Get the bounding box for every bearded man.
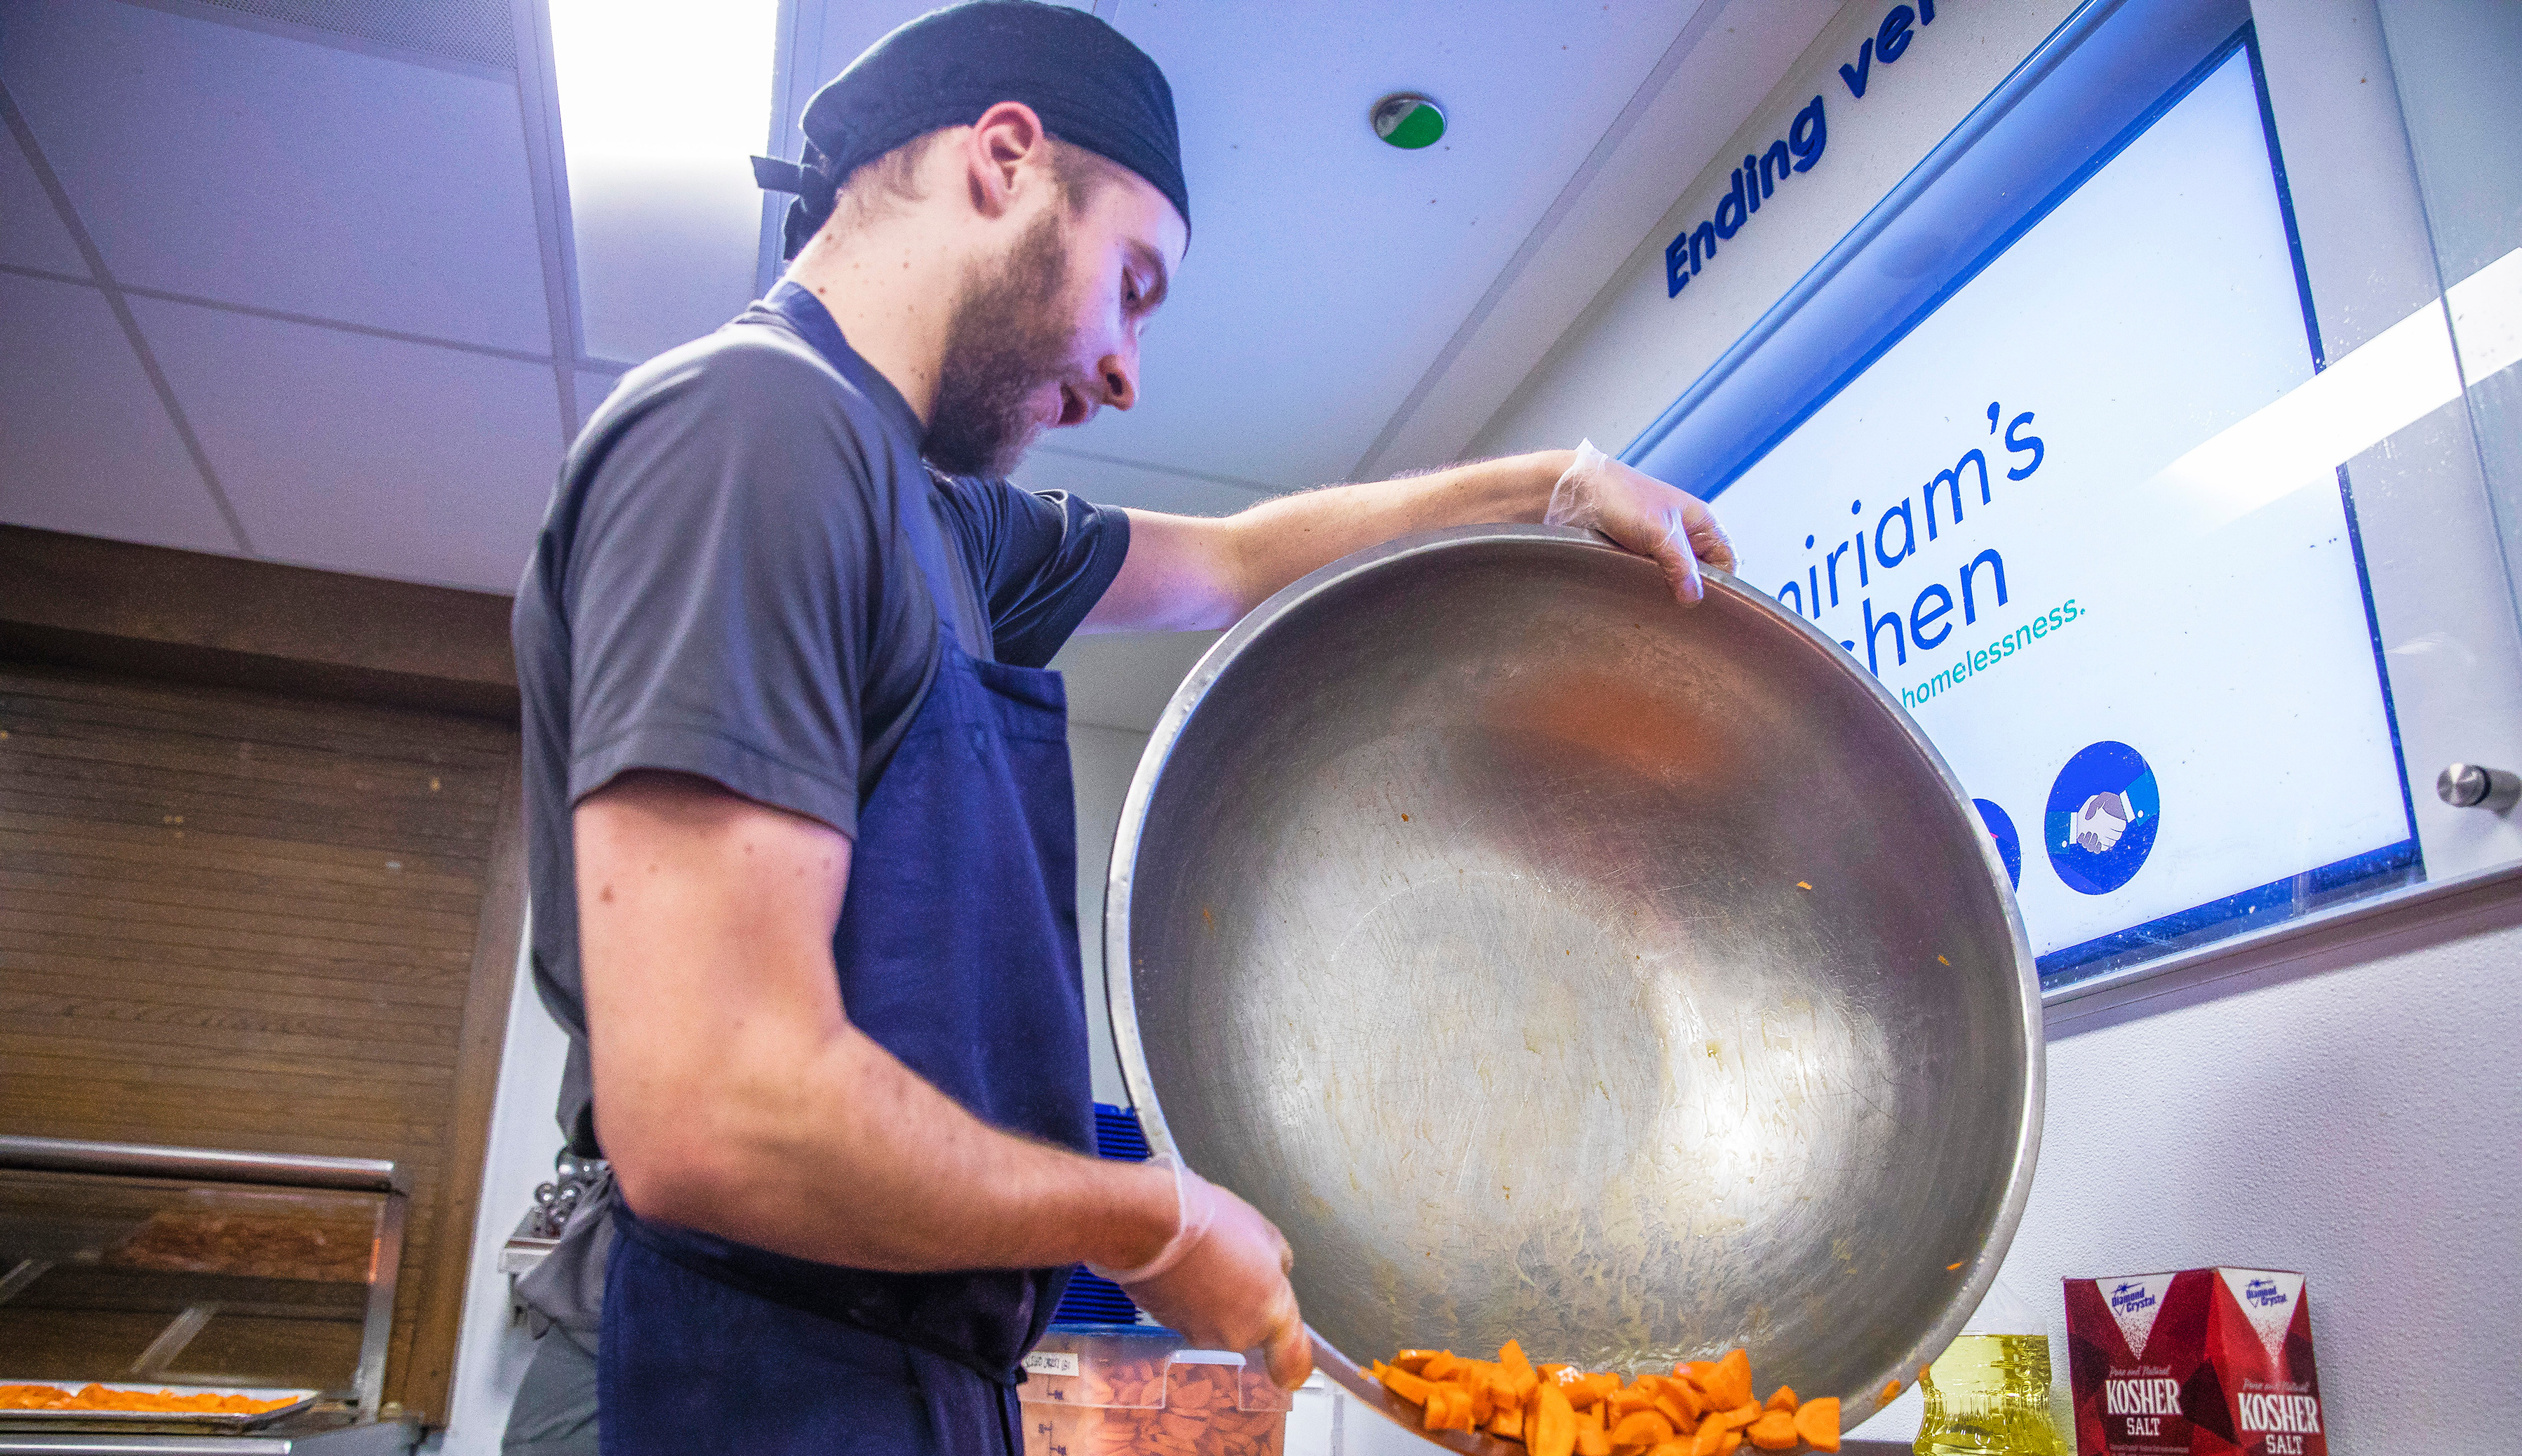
[506,4,1733,1452]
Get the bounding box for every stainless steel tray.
[0,1384,320,1432]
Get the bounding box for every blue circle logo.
[2044,741,2161,895]
[1973,798,2022,890]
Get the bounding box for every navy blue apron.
[598,286,1097,1455]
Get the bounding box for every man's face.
[923,165,1186,478]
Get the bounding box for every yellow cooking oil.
[1914,1333,2069,1456]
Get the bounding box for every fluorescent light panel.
[549,0,779,166]
[549,0,781,365]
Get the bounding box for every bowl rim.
[1100,523,2045,1447]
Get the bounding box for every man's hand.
[1543,440,1737,605]
[1105,1167,1311,1390]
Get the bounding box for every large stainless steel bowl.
[1105,526,2041,1448]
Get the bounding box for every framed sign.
[1627,9,2426,988]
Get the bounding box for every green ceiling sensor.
[1371,93,1446,149]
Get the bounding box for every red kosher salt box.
[2062,1268,2326,1456]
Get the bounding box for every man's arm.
[1081,447,1736,633]
[577,769,1309,1384]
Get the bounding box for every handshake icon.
[2070,790,2141,853]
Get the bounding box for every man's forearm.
[1089,450,1573,631]
[579,776,1179,1276]
[615,1013,1178,1274]
[1215,450,1574,616]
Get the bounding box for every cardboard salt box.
[2062,1268,2326,1456]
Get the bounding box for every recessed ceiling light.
[1371,93,1446,150]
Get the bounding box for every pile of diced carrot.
[1364,1343,1839,1456]
[0,1382,298,1415]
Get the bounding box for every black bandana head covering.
[751,0,1187,260]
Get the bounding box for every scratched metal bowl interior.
[1106,525,2042,1447]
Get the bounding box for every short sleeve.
[936,478,1132,667]
[561,340,913,837]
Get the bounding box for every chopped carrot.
[1702,1349,1754,1410]
[1501,1338,1542,1397]
[1531,1383,1578,1456]
[1654,1389,1701,1432]
[1393,1349,1442,1375]
[1664,1375,1707,1423]
[1611,1409,1675,1447]
[1557,1370,1620,1410]
[1379,1364,1433,1406]
[1764,1384,1797,1413]
[1747,1410,1801,1450]
[1879,1379,1903,1404]
[1708,1402,1762,1434]
[1422,1382,1473,1433]
[1795,1396,1842,1452]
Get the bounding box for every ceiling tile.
[576,370,624,432]
[3,1,553,356]
[130,296,565,592]
[0,271,236,552]
[0,125,87,278]
[1012,447,1266,518]
[1376,0,1839,474]
[1047,0,1709,488]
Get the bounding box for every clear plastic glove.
[1092,1158,1311,1390]
[1544,440,1738,605]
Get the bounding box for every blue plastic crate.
[1052,1103,1153,1328]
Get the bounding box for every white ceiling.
[0,0,1825,605]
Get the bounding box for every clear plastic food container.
[1019,1324,1292,1456]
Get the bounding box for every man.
[506,4,1735,1452]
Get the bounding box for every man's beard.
[923,212,1078,478]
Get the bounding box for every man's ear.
[964,100,1049,219]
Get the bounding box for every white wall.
[1458,0,2522,1448]
[1469,0,2080,464]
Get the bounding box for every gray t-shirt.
[513,286,1130,1151]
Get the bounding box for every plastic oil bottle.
[1916,1274,2070,1456]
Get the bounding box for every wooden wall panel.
[0,659,521,1421]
